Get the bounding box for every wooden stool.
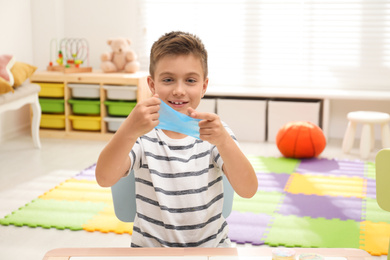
[342,111,390,159]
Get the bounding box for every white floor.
[0,133,383,260]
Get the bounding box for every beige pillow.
[0,76,14,94]
[11,61,37,87]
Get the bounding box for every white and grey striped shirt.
[129,125,237,247]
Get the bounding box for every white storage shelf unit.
[30,70,149,140]
[197,98,217,114]
[217,98,267,142]
[200,97,322,143]
[267,99,322,143]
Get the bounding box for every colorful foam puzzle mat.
[1,156,390,255]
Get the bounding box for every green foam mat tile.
[247,156,300,173]
[364,162,375,179]
[0,198,107,230]
[0,157,386,256]
[232,191,284,215]
[264,214,361,248]
[364,198,390,224]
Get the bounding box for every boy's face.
[148,54,208,114]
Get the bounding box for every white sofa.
[0,83,41,148]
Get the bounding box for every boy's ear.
[201,78,209,97]
[147,76,156,94]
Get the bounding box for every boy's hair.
[149,31,208,79]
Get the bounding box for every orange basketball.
[276,121,326,159]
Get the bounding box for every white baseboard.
[0,123,30,143]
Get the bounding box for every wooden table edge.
[42,247,372,260]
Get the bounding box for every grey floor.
[0,133,383,260]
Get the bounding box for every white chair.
[111,170,235,222]
[0,83,41,148]
[342,111,390,159]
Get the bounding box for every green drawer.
[68,99,101,115]
[104,101,136,116]
[39,98,65,113]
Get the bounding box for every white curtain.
[135,0,390,91]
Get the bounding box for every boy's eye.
[187,78,197,83]
[163,78,173,83]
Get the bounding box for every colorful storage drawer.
[40,114,65,129]
[39,98,65,113]
[68,84,100,99]
[68,99,101,115]
[103,85,137,100]
[104,117,126,132]
[37,82,65,98]
[69,116,101,131]
[104,101,136,116]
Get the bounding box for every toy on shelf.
[100,38,140,73]
[48,38,92,73]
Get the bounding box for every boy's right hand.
[121,94,160,139]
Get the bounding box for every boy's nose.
[173,82,185,96]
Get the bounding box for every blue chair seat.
[111,170,235,222]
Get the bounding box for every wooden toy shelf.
[30,70,150,141]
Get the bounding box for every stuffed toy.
[100,38,140,73]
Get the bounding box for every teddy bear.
[100,38,140,73]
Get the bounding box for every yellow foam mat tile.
[39,178,112,203]
[83,204,133,235]
[285,173,365,198]
[360,221,390,256]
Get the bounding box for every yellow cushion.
[0,76,14,94]
[11,61,37,87]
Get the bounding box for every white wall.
[62,0,139,71]
[329,99,390,140]
[31,0,65,71]
[0,0,34,142]
[0,0,140,142]
[32,0,139,71]
[1,0,389,143]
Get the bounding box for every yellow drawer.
[37,82,65,97]
[40,114,65,129]
[69,115,101,131]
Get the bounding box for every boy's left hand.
[188,107,229,146]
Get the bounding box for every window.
[135,0,390,91]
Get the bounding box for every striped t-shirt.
[128,126,237,247]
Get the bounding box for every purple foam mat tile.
[257,172,291,193]
[73,175,96,181]
[365,178,376,199]
[296,158,365,177]
[226,211,273,245]
[276,193,364,221]
[74,164,97,180]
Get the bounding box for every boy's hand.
[188,107,230,146]
[123,94,160,139]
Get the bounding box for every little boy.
[96,31,258,247]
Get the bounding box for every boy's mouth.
[168,101,188,106]
[168,100,189,109]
